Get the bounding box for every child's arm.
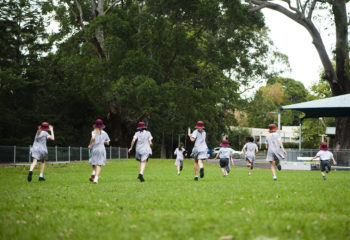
[331,155,337,165]
[88,136,95,149]
[241,145,246,153]
[128,139,136,153]
[278,140,287,156]
[49,125,55,141]
[214,153,219,160]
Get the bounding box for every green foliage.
[1,160,350,239]
[227,127,252,150]
[247,77,308,128]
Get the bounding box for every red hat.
[268,124,278,133]
[220,139,230,147]
[137,122,147,129]
[319,142,328,151]
[195,121,205,129]
[93,119,106,129]
[39,122,50,131]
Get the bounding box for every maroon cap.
[319,142,328,151]
[93,119,106,129]
[268,124,278,133]
[220,139,230,147]
[195,121,205,129]
[137,122,147,129]
[39,122,50,131]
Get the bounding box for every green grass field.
[1,159,350,240]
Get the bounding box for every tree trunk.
[335,118,350,150]
[108,101,133,147]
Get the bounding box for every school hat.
[39,122,50,131]
[93,119,106,129]
[319,142,328,151]
[268,124,278,133]
[195,121,205,129]
[137,122,147,129]
[220,139,230,147]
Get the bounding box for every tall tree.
[48,0,273,154]
[247,0,350,149]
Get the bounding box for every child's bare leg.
[139,161,146,175]
[40,161,46,175]
[194,160,198,177]
[29,158,38,171]
[270,161,277,179]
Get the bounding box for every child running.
[265,124,286,181]
[128,122,153,182]
[88,119,110,184]
[242,136,258,176]
[214,139,233,177]
[189,121,208,181]
[174,142,186,175]
[27,122,55,182]
[311,142,337,180]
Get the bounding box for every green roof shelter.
[278,94,350,151]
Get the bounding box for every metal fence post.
[68,146,71,162]
[118,147,120,161]
[110,146,112,160]
[80,147,82,162]
[14,145,16,165]
[55,146,58,162]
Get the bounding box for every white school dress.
[31,131,51,160]
[133,130,153,162]
[191,129,208,160]
[244,142,258,162]
[174,147,186,166]
[265,133,285,162]
[89,130,110,166]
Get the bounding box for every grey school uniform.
[191,129,208,160]
[244,142,258,162]
[219,147,233,168]
[265,132,285,162]
[133,130,153,162]
[89,130,110,166]
[174,147,186,166]
[31,131,51,161]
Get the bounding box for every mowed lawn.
[0,159,350,240]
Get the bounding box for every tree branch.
[104,0,121,14]
[307,0,317,20]
[89,0,97,16]
[74,0,85,29]
[302,0,311,15]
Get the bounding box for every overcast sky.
[262,8,335,90]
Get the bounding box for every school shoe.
[273,177,277,181]
[138,174,145,182]
[27,171,33,182]
[89,175,95,182]
[276,163,282,171]
[323,176,326,180]
[200,168,204,178]
[38,177,46,181]
[194,176,198,181]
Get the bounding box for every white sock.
[40,173,43,178]
[273,176,277,179]
[94,176,99,182]
[92,170,96,175]
[139,172,143,175]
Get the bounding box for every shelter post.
[278,108,282,133]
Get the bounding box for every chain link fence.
[0,145,128,165]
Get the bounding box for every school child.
[88,119,110,184]
[174,142,186,175]
[265,124,286,181]
[214,139,233,177]
[189,121,208,181]
[242,136,259,176]
[27,122,55,182]
[311,142,337,180]
[128,122,153,182]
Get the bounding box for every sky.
[262,8,335,90]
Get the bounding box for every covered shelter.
[278,93,350,150]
